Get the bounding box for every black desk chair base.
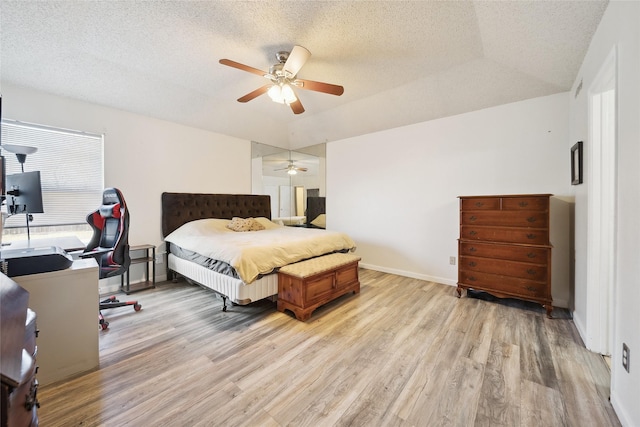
[98,295,142,330]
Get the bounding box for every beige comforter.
[164,218,356,284]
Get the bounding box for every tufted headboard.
[305,196,326,227]
[161,192,271,237]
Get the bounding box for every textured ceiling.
[0,1,608,149]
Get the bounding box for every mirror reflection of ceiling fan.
[275,161,308,175]
[219,45,344,114]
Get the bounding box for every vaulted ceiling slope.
[0,1,608,149]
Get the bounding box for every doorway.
[585,46,617,355]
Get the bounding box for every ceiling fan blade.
[219,59,268,77]
[296,167,308,172]
[289,98,305,114]
[237,85,271,103]
[295,78,344,96]
[283,45,311,78]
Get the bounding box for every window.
[1,119,104,241]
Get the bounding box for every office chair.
[81,188,141,329]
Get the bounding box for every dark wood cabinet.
[1,274,39,427]
[457,194,553,317]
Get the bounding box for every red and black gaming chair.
[81,188,141,329]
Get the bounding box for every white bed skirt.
[168,253,278,305]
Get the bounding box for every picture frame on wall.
[571,141,583,185]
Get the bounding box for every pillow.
[253,217,283,230]
[166,218,232,240]
[248,218,265,231]
[226,217,265,232]
[310,214,326,229]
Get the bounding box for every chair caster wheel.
[134,303,142,311]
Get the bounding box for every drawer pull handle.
[526,269,537,275]
[475,202,484,207]
[25,379,40,410]
[468,276,477,282]
[469,247,477,252]
[526,286,537,292]
[468,261,477,267]
[527,252,537,258]
[527,216,537,223]
[526,233,537,239]
[519,201,529,207]
[469,230,478,236]
[469,215,477,221]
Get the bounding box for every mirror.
[251,141,325,227]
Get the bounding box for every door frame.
[585,46,617,355]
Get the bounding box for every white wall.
[328,92,573,307]
[569,2,640,426]
[1,83,252,285]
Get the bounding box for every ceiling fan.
[275,160,308,175]
[219,45,344,114]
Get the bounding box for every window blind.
[1,120,104,228]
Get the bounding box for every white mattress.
[168,253,278,305]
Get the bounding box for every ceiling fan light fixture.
[281,84,297,104]
[268,83,297,105]
[268,84,283,103]
[287,168,297,175]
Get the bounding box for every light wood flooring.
[39,269,620,426]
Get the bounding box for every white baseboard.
[572,310,588,345]
[98,273,168,296]
[358,262,457,287]
[610,389,632,427]
[359,263,569,309]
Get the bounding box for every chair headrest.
[98,188,126,219]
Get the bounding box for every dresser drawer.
[460,198,501,210]
[459,241,549,264]
[501,196,549,211]
[460,226,549,245]
[460,256,548,281]
[458,270,550,300]
[461,211,549,228]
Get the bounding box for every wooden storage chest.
[277,253,361,321]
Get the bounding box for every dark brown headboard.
[161,192,271,237]
[306,196,326,227]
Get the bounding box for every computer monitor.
[5,171,44,215]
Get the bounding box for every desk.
[11,258,99,386]
[2,236,85,252]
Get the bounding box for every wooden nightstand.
[121,244,156,294]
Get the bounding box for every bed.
[161,192,355,310]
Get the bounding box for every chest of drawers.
[1,275,40,427]
[457,194,553,317]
